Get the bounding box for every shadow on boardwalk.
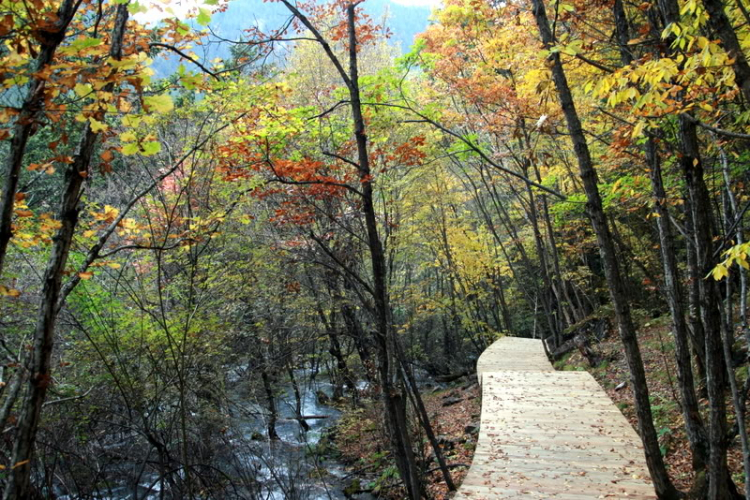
[455,337,657,499]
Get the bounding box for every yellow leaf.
[74,83,93,97]
[631,120,646,139]
[143,94,174,114]
[120,131,137,142]
[0,285,21,297]
[107,262,122,269]
[118,98,132,113]
[711,264,728,281]
[104,205,119,219]
[89,117,108,133]
[83,230,96,238]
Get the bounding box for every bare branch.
[149,43,219,79]
[277,0,352,89]
[56,112,247,312]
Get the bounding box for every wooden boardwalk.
[455,337,657,499]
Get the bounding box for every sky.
[138,0,441,24]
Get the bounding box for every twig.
[43,386,94,407]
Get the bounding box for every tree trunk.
[3,8,129,498]
[345,4,421,493]
[261,370,280,440]
[721,275,750,500]
[0,0,79,277]
[288,368,310,432]
[678,114,735,499]
[646,137,709,473]
[684,200,708,390]
[701,0,750,103]
[530,1,679,497]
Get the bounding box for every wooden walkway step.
[455,337,656,499]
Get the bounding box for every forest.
[1,0,750,498]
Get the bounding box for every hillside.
[151,0,432,75]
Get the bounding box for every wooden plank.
[455,337,657,499]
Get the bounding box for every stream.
[54,369,361,500]
[227,368,354,500]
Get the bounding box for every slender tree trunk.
[288,368,310,432]
[646,137,709,473]
[684,200,708,389]
[3,9,129,498]
[613,0,634,63]
[617,1,708,473]
[261,370,280,440]
[329,329,357,399]
[524,173,563,339]
[312,273,359,400]
[0,0,79,278]
[678,113,736,499]
[492,184,559,343]
[495,276,514,334]
[530,1,679,497]
[346,4,421,491]
[0,369,25,432]
[722,272,750,500]
[700,0,750,103]
[340,287,375,384]
[719,144,748,331]
[395,342,456,491]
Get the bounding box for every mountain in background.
[151,0,433,76]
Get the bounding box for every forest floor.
[556,313,747,492]
[330,380,481,498]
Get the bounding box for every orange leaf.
[100,149,114,162]
[78,272,94,280]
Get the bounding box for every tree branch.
[149,43,219,79]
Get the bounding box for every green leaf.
[122,143,140,156]
[176,21,190,36]
[197,8,211,26]
[141,141,161,156]
[127,2,148,14]
[61,37,103,55]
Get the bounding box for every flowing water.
[228,369,350,500]
[55,369,356,500]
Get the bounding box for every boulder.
[464,422,480,435]
[442,396,463,407]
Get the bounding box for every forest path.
[455,337,657,499]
